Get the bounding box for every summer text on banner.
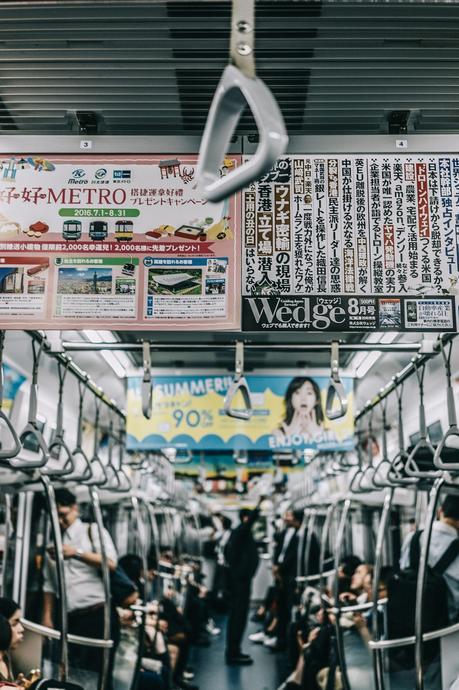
[126,374,354,452]
[242,155,459,332]
[0,154,240,329]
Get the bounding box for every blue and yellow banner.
[126,374,354,451]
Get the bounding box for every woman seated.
[0,598,28,687]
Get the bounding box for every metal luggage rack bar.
[355,332,457,422]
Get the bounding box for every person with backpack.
[224,496,264,665]
[399,494,459,622]
[386,494,459,688]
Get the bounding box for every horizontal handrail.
[332,597,387,615]
[21,618,114,649]
[369,620,459,651]
[296,568,336,584]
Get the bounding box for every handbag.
[87,524,138,607]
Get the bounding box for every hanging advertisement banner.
[242,155,459,332]
[0,154,240,329]
[126,373,354,452]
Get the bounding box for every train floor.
[190,614,289,690]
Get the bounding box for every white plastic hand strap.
[223,341,253,420]
[325,341,348,420]
[195,0,288,203]
[142,340,153,420]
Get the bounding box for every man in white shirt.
[400,494,459,622]
[42,488,118,685]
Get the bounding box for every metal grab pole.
[332,499,352,690]
[89,487,112,690]
[320,503,338,589]
[304,509,318,579]
[371,488,395,690]
[414,476,445,690]
[40,474,69,681]
[131,496,148,690]
[296,509,310,581]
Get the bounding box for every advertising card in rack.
[0,154,240,329]
[126,373,354,452]
[242,155,459,332]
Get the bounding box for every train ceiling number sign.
[0,154,240,330]
[242,155,459,332]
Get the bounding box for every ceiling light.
[83,330,130,378]
[355,351,382,379]
[100,349,126,378]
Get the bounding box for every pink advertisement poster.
[0,154,241,330]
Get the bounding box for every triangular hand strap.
[0,410,21,460]
[223,376,253,420]
[196,65,288,203]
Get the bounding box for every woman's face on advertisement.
[292,381,317,414]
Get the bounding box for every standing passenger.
[42,488,118,687]
[225,496,264,665]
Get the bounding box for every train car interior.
[1,2,459,690]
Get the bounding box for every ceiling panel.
[1,1,459,135]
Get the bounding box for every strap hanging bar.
[12,339,49,469]
[195,0,288,202]
[434,338,459,471]
[326,341,348,420]
[223,341,253,420]
[141,340,153,420]
[0,331,21,460]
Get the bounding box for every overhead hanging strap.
[0,331,21,460]
[195,0,288,203]
[142,340,152,420]
[67,379,93,482]
[14,339,49,469]
[434,338,459,471]
[405,362,441,480]
[45,359,74,477]
[223,341,253,420]
[325,341,348,420]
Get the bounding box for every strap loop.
[325,341,348,420]
[223,341,253,420]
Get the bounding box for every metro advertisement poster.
[126,373,354,452]
[242,154,459,332]
[0,154,240,329]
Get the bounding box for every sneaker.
[206,622,221,636]
[249,630,266,644]
[183,669,195,681]
[263,636,278,648]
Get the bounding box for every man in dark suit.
[225,496,264,665]
[271,509,312,651]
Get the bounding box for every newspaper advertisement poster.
[242,155,459,332]
[126,373,354,452]
[0,154,240,329]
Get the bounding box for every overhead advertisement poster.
[0,154,240,329]
[242,155,458,332]
[126,373,354,452]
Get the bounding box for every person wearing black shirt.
[225,497,264,665]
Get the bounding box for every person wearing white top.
[42,488,118,686]
[400,495,459,622]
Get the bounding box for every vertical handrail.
[414,476,445,690]
[131,495,148,690]
[40,474,69,681]
[332,499,352,690]
[304,509,318,578]
[88,487,112,690]
[371,488,395,690]
[1,493,12,596]
[320,503,338,590]
[296,508,310,581]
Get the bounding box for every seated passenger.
[0,600,31,687]
[339,563,373,605]
[249,567,282,647]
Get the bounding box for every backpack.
[387,530,459,669]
